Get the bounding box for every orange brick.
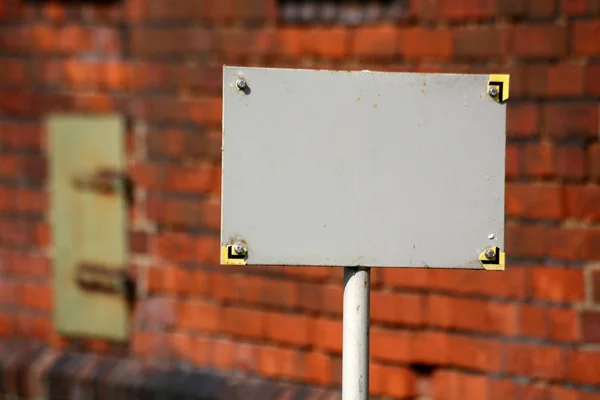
[370,327,411,363]
[530,267,585,302]
[352,25,399,59]
[257,345,302,380]
[177,299,221,333]
[370,291,424,326]
[263,312,314,346]
[506,343,565,379]
[314,317,343,354]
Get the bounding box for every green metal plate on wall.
[48,114,129,341]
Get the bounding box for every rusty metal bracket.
[75,263,128,294]
[73,168,126,195]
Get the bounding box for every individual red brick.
[152,233,196,262]
[132,330,171,360]
[548,63,586,97]
[519,304,548,338]
[507,103,539,137]
[584,228,600,260]
[276,27,304,59]
[6,252,50,279]
[196,235,219,265]
[573,21,600,56]
[320,284,343,316]
[257,278,299,309]
[14,314,51,342]
[549,308,580,342]
[370,291,424,326]
[303,351,332,385]
[505,343,565,379]
[169,332,204,364]
[489,379,517,399]
[303,27,349,60]
[0,220,48,248]
[590,144,600,180]
[131,27,213,57]
[438,0,496,20]
[447,335,503,372]
[263,312,314,346]
[430,267,527,299]
[223,305,263,339]
[0,59,28,88]
[506,144,521,179]
[433,370,490,400]
[563,0,588,15]
[544,226,588,260]
[0,312,13,337]
[352,25,399,59]
[314,318,342,354]
[587,63,600,96]
[257,345,302,380]
[380,268,432,290]
[565,185,600,221]
[0,280,19,306]
[566,350,600,385]
[21,283,52,311]
[370,327,411,363]
[542,103,599,138]
[411,331,449,365]
[530,267,584,303]
[529,0,557,17]
[521,64,550,97]
[593,269,600,304]
[511,24,568,58]
[581,311,600,343]
[557,146,587,179]
[208,338,234,370]
[522,142,555,177]
[129,231,148,254]
[505,182,563,219]
[427,295,517,335]
[132,162,220,194]
[229,341,260,372]
[453,26,509,60]
[0,122,42,151]
[178,299,221,333]
[400,27,453,60]
[370,364,416,399]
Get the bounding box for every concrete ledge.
[0,339,341,400]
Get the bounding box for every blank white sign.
[221,66,507,269]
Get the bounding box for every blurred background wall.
[0,0,599,399]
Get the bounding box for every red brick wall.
[1,0,600,398]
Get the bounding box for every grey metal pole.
[342,266,370,400]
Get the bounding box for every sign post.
[220,66,509,399]
[343,267,370,399]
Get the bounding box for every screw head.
[236,79,247,90]
[489,87,499,97]
[233,243,245,255]
[484,248,496,259]
[488,233,495,240]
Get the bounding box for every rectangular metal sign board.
[221,66,508,270]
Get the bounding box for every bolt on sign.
[221,67,509,271]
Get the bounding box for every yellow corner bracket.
[488,74,510,103]
[479,247,505,271]
[221,245,247,265]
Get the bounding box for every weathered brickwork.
[0,0,600,398]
